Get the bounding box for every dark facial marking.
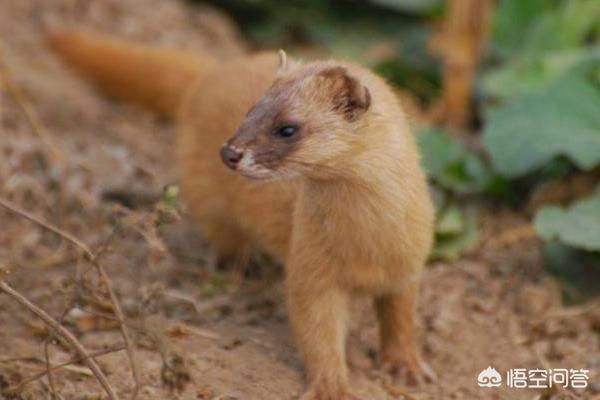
[258,122,302,168]
[224,65,372,175]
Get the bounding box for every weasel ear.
[318,66,371,122]
[277,49,288,74]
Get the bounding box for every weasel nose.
[220,145,244,170]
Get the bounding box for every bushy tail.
[48,30,217,117]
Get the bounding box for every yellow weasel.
[49,31,434,400]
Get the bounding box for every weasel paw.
[381,355,436,386]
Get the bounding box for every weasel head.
[220,63,371,180]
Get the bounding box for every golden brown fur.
[48,31,217,116]
[49,31,434,400]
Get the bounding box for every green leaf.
[417,128,491,193]
[485,0,600,102]
[492,0,600,58]
[483,62,600,178]
[162,184,180,208]
[492,0,555,57]
[534,186,600,251]
[521,0,600,55]
[481,48,600,101]
[418,128,464,177]
[432,208,479,260]
[436,206,464,235]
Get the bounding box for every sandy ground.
[0,1,598,399]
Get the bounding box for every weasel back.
[48,30,217,116]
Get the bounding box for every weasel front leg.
[375,281,434,385]
[286,260,361,400]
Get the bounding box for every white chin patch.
[237,151,274,179]
[237,150,255,170]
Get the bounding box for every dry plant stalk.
[0,198,92,255]
[0,280,119,400]
[0,197,141,399]
[8,346,125,394]
[441,0,495,130]
[44,338,59,399]
[93,258,141,399]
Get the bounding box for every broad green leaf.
[417,128,491,193]
[483,62,600,178]
[492,0,600,58]
[521,0,600,55]
[486,0,600,102]
[534,187,600,251]
[492,0,554,57]
[481,48,600,100]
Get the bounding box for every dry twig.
[94,260,141,400]
[44,305,78,400]
[8,346,125,394]
[44,338,59,400]
[0,197,141,399]
[0,198,92,256]
[0,280,119,400]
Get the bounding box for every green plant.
[483,62,600,178]
[480,0,600,275]
[416,128,490,259]
[535,187,600,252]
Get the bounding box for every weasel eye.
[275,125,298,138]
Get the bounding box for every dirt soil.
[0,1,598,400]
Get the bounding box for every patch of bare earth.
[0,1,598,399]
